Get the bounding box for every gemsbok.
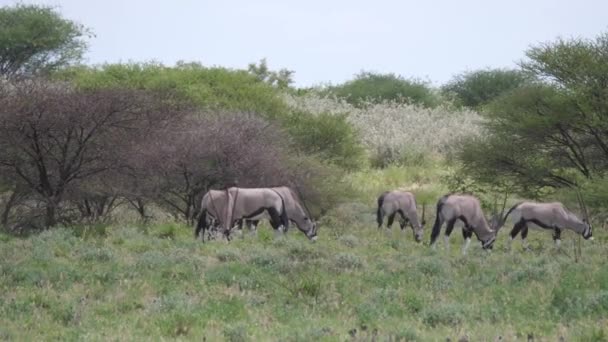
[234,186,318,241]
[503,194,593,249]
[376,190,426,242]
[194,189,227,241]
[195,187,289,241]
[430,193,507,254]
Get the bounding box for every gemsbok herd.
[195,186,593,254]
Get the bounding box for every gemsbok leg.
[430,214,445,249]
[462,228,473,255]
[444,218,457,251]
[386,212,397,229]
[521,225,530,250]
[509,220,526,250]
[398,210,409,231]
[266,207,286,236]
[552,227,562,248]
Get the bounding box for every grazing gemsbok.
[430,194,507,254]
[235,186,318,241]
[194,189,230,241]
[503,195,593,249]
[376,190,426,242]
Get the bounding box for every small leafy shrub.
[152,223,178,239]
[338,234,359,248]
[287,240,325,262]
[136,251,169,270]
[404,292,424,313]
[216,248,241,262]
[223,324,249,342]
[422,303,469,327]
[393,328,418,341]
[334,253,364,271]
[70,223,109,239]
[415,258,445,277]
[78,246,114,263]
[249,251,279,268]
[159,312,197,338]
[356,302,380,327]
[205,264,263,290]
[201,298,247,322]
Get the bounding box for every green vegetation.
[457,33,608,202]
[1,4,608,340]
[324,72,441,108]
[0,164,606,340]
[0,4,90,78]
[56,62,289,117]
[442,68,534,109]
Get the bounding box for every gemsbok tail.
[430,195,448,244]
[195,209,207,241]
[502,202,523,223]
[376,192,388,227]
[278,192,290,232]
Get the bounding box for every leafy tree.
[248,58,294,89]
[0,4,90,78]
[456,32,608,198]
[56,62,289,118]
[442,68,533,108]
[0,81,186,228]
[282,111,366,171]
[327,72,440,108]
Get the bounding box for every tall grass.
[1,165,606,340]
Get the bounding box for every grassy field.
[1,165,607,341]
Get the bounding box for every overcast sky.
[3,0,607,86]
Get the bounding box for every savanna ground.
[1,163,607,342]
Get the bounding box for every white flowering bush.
[285,94,483,166]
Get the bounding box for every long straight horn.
[295,184,313,219]
[501,191,509,221]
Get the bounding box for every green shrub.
[422,303,469,327]
[325,72,440,108]
[78,246,114,263]
[152,223,178,239]
[334,253,364,271]
[415,258,445,277]
[282,110,366,170]
[56,62,288,118]
[338,234,359,248]
[223,324,249,342]
[70,223,109,239]
[216,248,241,262]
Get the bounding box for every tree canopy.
[442,68,533,108]
[456,32,608,197]
[326,72,440,108]
[0,4,90,78]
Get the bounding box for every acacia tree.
[442,68,533,108]
[0,80,186,228]
[0,4,90,78]
[456,32,608,198]
[327,72,440,108]
[139,113,295,224]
